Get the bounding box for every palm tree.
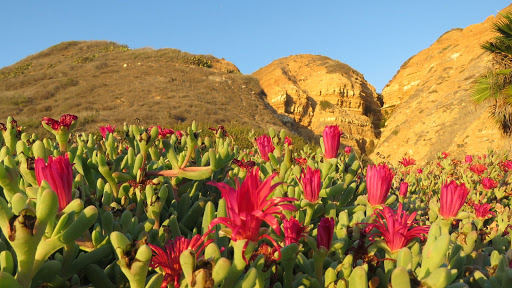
[473,12,512,136]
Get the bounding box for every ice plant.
[399,182,409,197]
[470,164,487,176]
[283,217,309,246]
[417,168,423,174]
[100,124,116,138]
[361,203,429,253]
[317,217,335,250]
[34,155,73,212]
[148,234,213,288]
[366,163,394,206]
[207,167,296,250]
[344,146,352,155]
[299,166,321,203]
[398,156,416,167]
[441,152,450,159]
[473,202,496,219]
[439,180,470,219]
[153,126,174,139]
[41,114,78,153]
[481,177,498,190]
[284,136,293,146]
[501,160,512,172]
[465,155,473,164]
[255,134,275,161]
[322,125,341,159]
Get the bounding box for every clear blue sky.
[1,1,510,92]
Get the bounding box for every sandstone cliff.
[252,55,382,153]
[373,6,512,164]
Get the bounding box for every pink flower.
[500,160,512,172]
[481,177,498,190]
[175,131,184,139]
[470,164,487,176]
[99,124,116,138]
[283,217,309,246]
[284,136,293,146]
[208,125,228,137]
[299,166,321,203]
[344,146,352,155]
[323,125,341,159]
[317,217,335,250]
[417,168,423,174]
[208,167,296,253]
[439,181,469,219]
[473,202,496,219]
[42,114,78,131]
[441,152,450,159]
[399,156,416,167]
[255,135,275,161]
[366,163,395,206]
[148,234,213,288]
[35,155,74,211]
[232,159,256,171]
[152,126,174,139]
[399,182,409,197]
[295,157,307,167]
[361,203,429,252]
[464,155,473,164]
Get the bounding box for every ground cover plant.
[0,115,511,287]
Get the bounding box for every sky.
[1,1,511,93]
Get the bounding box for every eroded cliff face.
[252,54,382,153]
[373,7,512,164]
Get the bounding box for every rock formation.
[373,5,512,164]
[252,54,382,153]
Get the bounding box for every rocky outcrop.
[252,55,382,153]
[373,5,512,164]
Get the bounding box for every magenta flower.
[42,114,78,131]
[299,166,321,203]
[465,155,473,164]
[500,160,512,172]
[417,168,423,174]
[255,134,275,161]
[322,125,341,159]
[208,167,296,247]
[175,131,184,139]
[317,217,335,250]
[295,157,307,167]
[361,203,429,252]
[35,155,74,212]
[481,177,498,190]
[366,163,395,206]
[470,164,487,176]
[399,182,409,197]
[99,124,116,138]
[283,217,309,246]
[284,136,293,146]
[232,159,256,171]
[473,202,496,219]
[439,180,470,219]
[344,146,352,155]
[151,126,174,139]
[441,152,450,159]
[148,234,213,288]
[398,156,416,167]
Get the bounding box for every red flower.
[439,180,469,219]
[464,155,473,164]
[148,234,213,288]
[255,135,275,162]
[366,163,394,206]
[322,125,341,159]
[42,114,78,131]
[481,177,498,190]
[283,217,308,246]
[399,182,409,197]
[151,126,174,139]
[232,159,256,171]
[35,155,74,211]
[208,167,296,246]
[295,157,307,167]
[175,131,184,139]
[398,156,416,167]
[317,217,335,250]
[417,168,423,174]
[361,203,429,252]
[99,124,116,138]
[208,125,228,137]
[470,164,487,176]
[284,136,293,146]
[299,166,321,203]
[441,152,450,159]
[500,160,512,172]
[473,202,496,219]
[344,146,352,155]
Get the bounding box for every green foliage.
[183,56,213,68]
[319,100,334,110]
[0,62,32,80]
[73,54,98,64]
